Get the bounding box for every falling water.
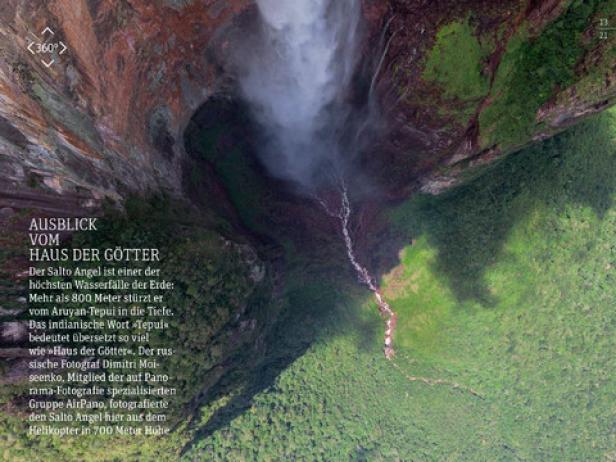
[237,0,362,190]
[238,1,394,357]
[317,180,397,359]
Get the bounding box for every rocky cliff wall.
[0,0,250,207]
[372,0,616,195]
[0,0,614,207]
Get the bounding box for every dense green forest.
[181,110,616,460]
[2,107,614,462]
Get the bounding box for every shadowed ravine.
[1,0,615,459]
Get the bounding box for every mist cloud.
[235,0,362,192]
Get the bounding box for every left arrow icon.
[27,42,36,54]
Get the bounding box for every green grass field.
[184,109,616,461]
[422,19,490,102]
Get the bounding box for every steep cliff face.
[371,0,616,195]
[0,0,614,204]
[0,0,271,429]
[0,3,615,457]
[0,0,250,204]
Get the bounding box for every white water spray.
[237,0,361,190]
[238,1,395,357]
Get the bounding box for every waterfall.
[237,0,362,190]
[237,1,394,358]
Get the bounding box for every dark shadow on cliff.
[386,112,616,306]
[179,97,381,456]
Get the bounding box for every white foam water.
[238,0,361,189]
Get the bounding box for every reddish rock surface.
[0,0,614,206]
[0,0,251,206]
[368,0,616,195]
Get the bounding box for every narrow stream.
[317,180,397,359]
